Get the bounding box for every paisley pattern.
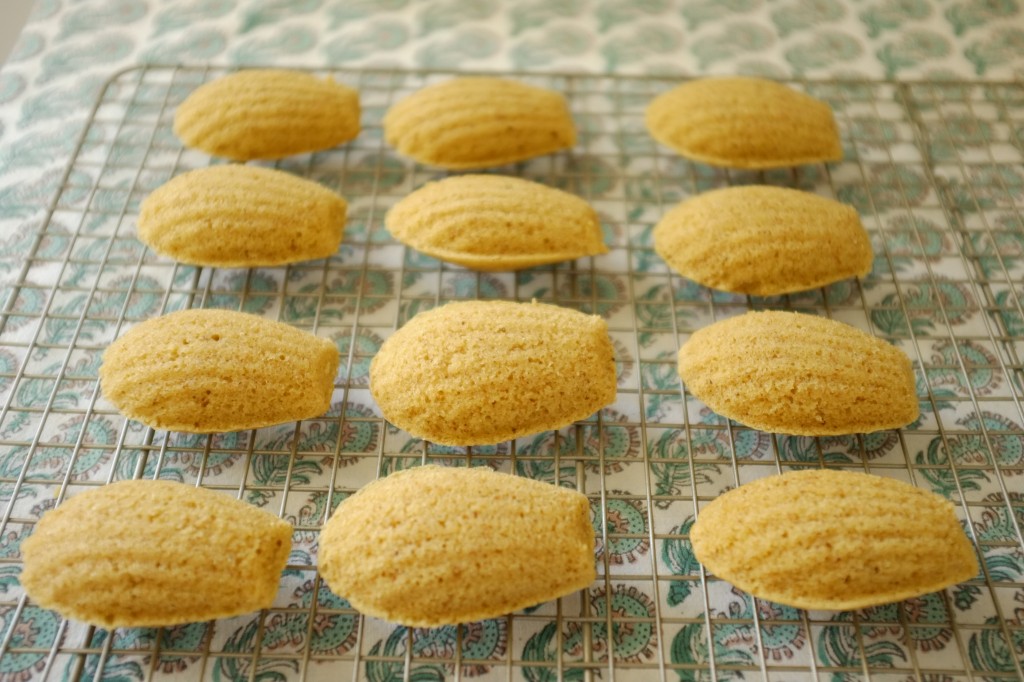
[0,1,1022,681]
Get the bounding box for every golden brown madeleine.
[100,309,339,433]
[384,174,607,270]
[383,77,576,168]
[137,165,347,267]
[645,77,842,168]
[690,469,978,610]
[21,480,293,627]
[653,186,872,295]
[369,300,616,445]
[677,311,918,435]
[319,465,595,626]
[173,69,360,160]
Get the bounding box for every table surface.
[1,3,1023,682]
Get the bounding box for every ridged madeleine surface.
[383,77,576,168]
[138,166,347,267]
[678,311,918,435]
[174,69,360,160]
[369,300,616,445]
[690,470,978,610]
[21,480,292,627]
[319,465,595,626]
[654,186,872,295]
[385,175,607,270]
[100,309,339,433]
[646,77,842,168]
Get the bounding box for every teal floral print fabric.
[0,2,1022,681]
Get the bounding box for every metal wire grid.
[0,66,1021,681]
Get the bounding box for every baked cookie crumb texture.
[21,479,293,627]
[645,76,842,168]
[385,174,607,270]
[173,69,360,161]
[369,299,617,445]
[678,310,919,435]
[99,308,340,433]
[137,165,347,268]
[653,185,872,296]
[690,469,978,611]
[383,77,576,168]
[319,465,596,626]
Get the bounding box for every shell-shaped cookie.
[677,311,918,435]
[174,69,360,160]
[21,480,293,627]
[100,309,339,433]
[645,77,842,168]
[138,166,347,267]
[383,77,576,169]
[385,175,607,270]
[690,470,978,610]
[369,300,616,445]
[654,186,872,295]
[319,465,595,626]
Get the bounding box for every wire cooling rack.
[0,66,1023,682]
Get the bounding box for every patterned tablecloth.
[1,2,1024,682]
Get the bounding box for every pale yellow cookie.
[383,77,576,168]
[174,69,360,160]
[645,77,842,168]
[319,465,595,626]
[385,174,607,270]
[21,480,292,627]
[653,186,872,295]
[138,165,347,267]
[690,469,978,610]
[677,311,918,435]
[100,309,339,433]
[369,300,616,445]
